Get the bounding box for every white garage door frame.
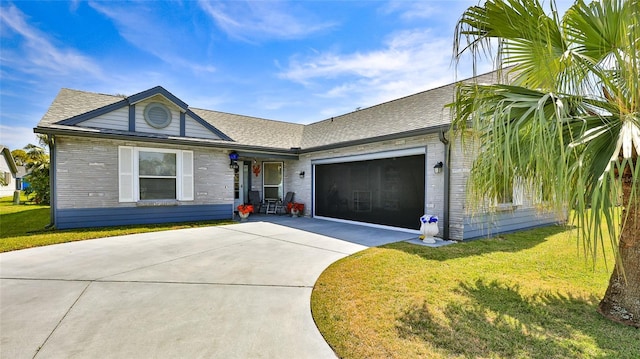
[311,147,426,234]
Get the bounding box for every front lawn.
[312,226,640,358]
[0,195,234,252]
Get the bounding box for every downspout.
[438,130,450,240]
[45,134,55,229]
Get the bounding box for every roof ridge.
[308,67,506,125]
[191,107,304,127]
[60,88,126,98]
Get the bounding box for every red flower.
[237,204,254,214]
[290,202,304,212]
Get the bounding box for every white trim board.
[311,147,426,165]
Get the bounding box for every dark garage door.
[315,154,425,229]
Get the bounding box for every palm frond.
[451,0,639,268]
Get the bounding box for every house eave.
[0,146,18,174]
[299,124,451,154]
[34,123,452,160]
[34,127,300,159]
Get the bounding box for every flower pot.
[290,209,299,217]
[238,212,250,221]
[419,215,439,244]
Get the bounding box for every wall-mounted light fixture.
[229,151,239,170]
[434,161,444,174]
[299,171,305,179]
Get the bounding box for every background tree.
[451,0,639,327]
[10,149,28,166]
[23,144,50,205]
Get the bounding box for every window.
[144,103,172,129]
[497,184,513,204]
[2,172,10,186]
[263,162,283,200]
[139,151,176,200]
[119,146,193,202]
[495,177,526,208]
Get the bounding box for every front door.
[234,162,249,210]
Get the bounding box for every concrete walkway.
[1,222,371,358]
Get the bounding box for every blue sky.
[0,0,571,151]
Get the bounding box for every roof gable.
[0,146,18,174]
[46,87,231,141]
[127,86,188,110]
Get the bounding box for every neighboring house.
[34,69,560,240]
[0,145,18,197]
[15,165,29,191]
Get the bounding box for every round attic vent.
[144,103,172,129]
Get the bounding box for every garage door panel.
[314,154,425,229]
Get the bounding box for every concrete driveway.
[0,222,368,358]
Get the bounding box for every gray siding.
[184,114,221,139]
[54,136,233,210]
[56,204,231,229]
[134,97,181,136]
[448,137,474,240]
[80,107,129,131]
[463,207,562,239]
[284,159,310,215]
[448,137,562,240]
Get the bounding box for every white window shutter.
[119,146,135,202]
[513,176,524,206]
[181,150,194,201]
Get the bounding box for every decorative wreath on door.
[252,164,261,177]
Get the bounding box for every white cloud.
[279,28,458,109]
[0,125,40,151]
[0,4,104,79]
[198,0,336,42]
[281,28,449,81]
[381,0,440,20]
[276,19,498,121]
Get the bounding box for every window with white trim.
[139,151,176,199]
[119,146,193,202]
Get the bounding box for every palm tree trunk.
[598,173,640,328]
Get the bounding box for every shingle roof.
[16,165,27,178]
[36,69,504,152]
[190,108,304,149]
[39,89,125,127]
[300,69,503,149]
[301,84,453,149]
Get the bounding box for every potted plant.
[289,202,304,217]
[419,215,438,243]
[237,204,254,221]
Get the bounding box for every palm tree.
[451,0,639,327]
[23,144,50,205]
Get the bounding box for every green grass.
[0,195,234,252]
[312,226,640,359]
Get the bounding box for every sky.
[0,0,573,152]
